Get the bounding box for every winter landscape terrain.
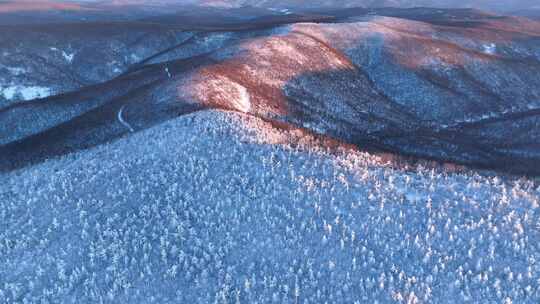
[1,0,540,303]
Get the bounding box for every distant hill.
[2,7,540,174]
[512,8,540,20]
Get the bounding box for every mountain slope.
[1,8,540,174]
[2,109,539,303]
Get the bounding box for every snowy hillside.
[0,23,193,108]
[2,110,539,303]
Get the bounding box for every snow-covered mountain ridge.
[1,8,540,174]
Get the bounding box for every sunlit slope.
[2,9,539,174]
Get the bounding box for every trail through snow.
[118,105,134,132]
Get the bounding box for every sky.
[2,0,539,13]
[123,1,537,11]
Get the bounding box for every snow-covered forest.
[1,2,540,303]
